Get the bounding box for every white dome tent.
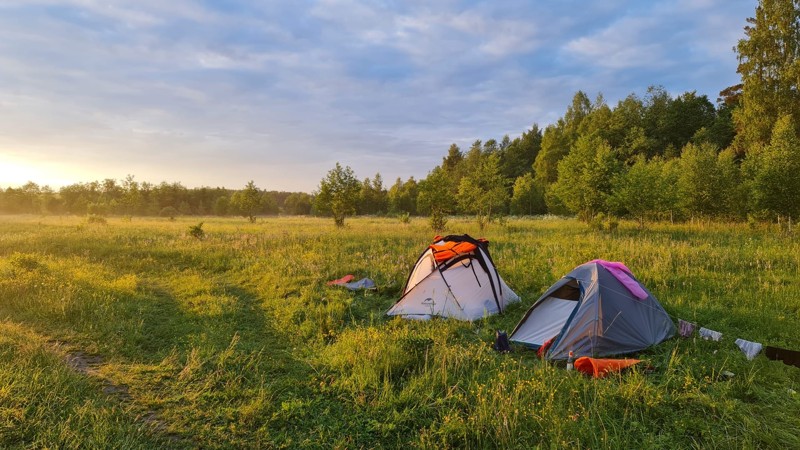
[386,235,520,321]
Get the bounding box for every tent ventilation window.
[549,279,580,301]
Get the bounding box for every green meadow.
[1,215,799,449]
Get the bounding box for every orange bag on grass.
[574,357,642,378]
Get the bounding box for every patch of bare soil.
[46,340,183,444]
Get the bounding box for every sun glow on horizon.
[0,154,84,189]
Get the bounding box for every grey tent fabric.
[510,261,675,360]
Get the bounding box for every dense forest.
[2,0,799,226]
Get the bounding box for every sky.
[0,0,757,193]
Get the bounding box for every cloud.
[564,17,667,70]
[0,0,758,191]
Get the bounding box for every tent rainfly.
[386,235,520,321]
[510,260,675,360]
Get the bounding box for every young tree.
[500,124,542,181]
[442,144,463,170]
[213,196,230,216]
[607,93,646,151]
[121,174,142,216]
[533,121,570,186]
[510,173,546,215]
[456,152,509,229]
[610,156,672,228]
[357,173,387,214]
[550,135,621,221]
[676,142,740,219]
[743,114,800,220]
[261,192,279,215]
[387,177,418,214]
[417,166,455,231]
[230,180,265,223]
[314,163,360,227]
[662,91,716,152]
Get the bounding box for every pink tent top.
[589,259,648,300]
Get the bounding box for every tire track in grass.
[45,338,186,446]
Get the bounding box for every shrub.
[9,252,43,271]
[188,222,205,239]
[429,210,448,232]
[496,215,508,228]
[607,216,619,232]
[589,213,606,231]
[86,214,107,225]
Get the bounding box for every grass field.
[1,214,799,449]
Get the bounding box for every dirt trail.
[46,339,183,444]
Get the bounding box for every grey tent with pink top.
[509,260,675,360]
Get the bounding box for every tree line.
[0,176,314,220]
[313,0,800,228]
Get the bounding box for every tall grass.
[0,215,798,448]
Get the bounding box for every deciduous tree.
[457,152,509,229]
[734,0,800,151]
[510,173,545,215]
[314,163,361,227]
[550,135,621,221]
[743,114,800,220]
[231,180,265,223]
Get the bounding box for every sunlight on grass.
[0,215,798,448]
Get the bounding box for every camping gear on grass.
[735,338,763,360]
[699,327,723,341]
[327,275,377,290]
[327,274,355,286]
[765,346,800,369]
[509,260,675,360]
[492,330,511,353]
[678,319,697,337]
[342,277,376,290]
[574,357,642,378]
[386,234,519,321]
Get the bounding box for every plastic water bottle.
[566,351,574,371]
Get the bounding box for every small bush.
[747,214,759,230]
[188,222,205,239]
[496,215,508,228]
[86,214,107,225]
[429,210,448,232]
[398,212,411,224]
[607,216,619,232]
[589,213,606,231]
[9,252,43,271]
